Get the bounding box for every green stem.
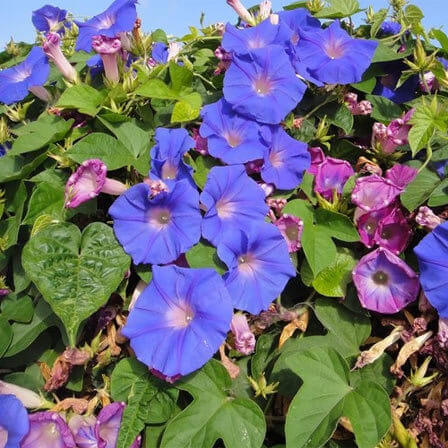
[418,133,434,173]
[303,96,337,120]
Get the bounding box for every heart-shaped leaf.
[22,222,130,346]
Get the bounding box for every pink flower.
[43,32,77,83]
[344,93,372,115]
[420,72,437,92]
[355,205,394,248]
[314,157,354,200]
[437,318,448,349]
[375,206,412,254]
[65,159,127,208]
[385,164,417,189]
[351,174,402,211]
[258,0,272,21]
[307,146,325,176]
[92,35,122,83]
[226,0,256,26]
[274,214,303,252]
[143,178,169,198]
[230,313,255,355]
[353,248,419,314]
[266,197,286,214]
[416,206,443,230]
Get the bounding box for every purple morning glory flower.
[150,128,195,190]
[109,180,201,265]
[294,21,378,85]
[217,223,295,314]
[260,126,310,190]
[69,415,98,448]
[21,412,76,448]
[353,248,419,314]
[379,21,402,36]
[32,5,67,33]
[75,0,138,52]
[222,19,286,54]
[230,313,255,355]
[375,206,412,255]
[278,8,321,46]
[314,156,354,201]
[223,46,306,124]
[0,394,29,448]
[414,221,448,318]
[200,165,268,246]
[151,42,168,64]
[274,214,303,253]
[356,205,395,249]
[385,163,417,189]
[0,47,49,105]
[123,265,233,377]
[199,99,267,164]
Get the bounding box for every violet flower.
[65,159,127,209]
[68,415,98,448]
[314,156,354,201]
[109,180,201,265]
[149,127,195,190]
[353,248,419,314]
[32,5,67,33]
[307,146,325,176]
[92,35,122,83]
[260,126,310,190]
[0,394,29,448]
[385,164,417,189]
[43,32,77,83]
[76,0,138,52]
[274,214,303,252]
[0,47,49,105]
[373,69,419,104]
[217,223,295,314]
[199,99,267,164]
[200,165,268,246]
[294,21,378,85]
[223,46,306,124]
[230,313,255,355]
[414,221,448,318]
[21,412,76,448]
[416,206,443,230]
[278,8,321,47]
[356,205,396,249]
[150,42,168,65]
[123,265,233,377]
[375,206,412,254]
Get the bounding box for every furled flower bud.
[416,206,443,230]
[420,71,437,92]
[0,380,45,408]
[230,313,255,355]
[437,317,448,349]
[29,85,52,102]
[92,35,122,83]
[167,42,182,61]
[226,0,256,26]
[129,280,148,310]
[258,0,272,21]
[65,159,127,208]
[43,32,77,83]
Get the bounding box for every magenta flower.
[192,128,208,156]
[385,164,417,189]
[21,412,77,448]
[65,159,127,208]
[416,206,443,230]
[314,157,354,201]
[375,207,412,255]
[356,205,394,249]
[351,175,402,211]
[92,35,122,83]
[344,93,372,116]
[230,313,255,355]
[307,146,325,176]
[372,122,396,154]
[353,248,419,314]
[386,109,414,146]
[43,32,77,83]
[274,214,303,252]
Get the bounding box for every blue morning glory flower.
[0,143,10,158]
[150,128,195,190]
[199,99,267,164]
[0,47,49,105]
[278,8,321,46]
[109,180,201,265]
[0,394,29,448]
[222,19,287,54]
[32,5,67,33]
[151,42,168,64]
[294,21,378,85]
[434,160,448,177]
[414,221,448,317]
[123,265,233,377]
[217,223,295,314]
[260,126,310,190]
[201,165,268,246]
[373,70,419,104]
[379,21,402,36]
[76,0,138,52]
[223,46,306,124]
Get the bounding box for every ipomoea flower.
[0,394,29,448]
[217,223,295,314]
[0,381,44,409]
[314,157,354,201]
[43,32,77,83]
[274,214,303,252]
[0,47,49,105]
[32,5,67,33]
[109,180,202,265]
[123,265,233,377]
[200,165,268,246]
[199,99,267,164]
[353,247,419,314]
[278,8,321,47]
[230,313,255,355]
[92,35,122,83]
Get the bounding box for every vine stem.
[303,96,338,120]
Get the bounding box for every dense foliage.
[1,0,448,447]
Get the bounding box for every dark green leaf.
[301,226,337,276]
[0,316,13,358]
[366,94,403,123]
[0,152,47,184]
[400,167,441,211]
[315,209,359,242]
[23,182,65,225]
[316,103,353,134]
[1,295,33,323]
[185,240,227,275]
[350,354,395,394]
[56,84,106,116]
[428,178,448,206]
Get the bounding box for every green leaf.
[56,84,106,116]
[192,155,219,189]
[315,209,359,242]
[299,172,317,205]
[316,103,353,134]
[23,182,65,225]
[0,152,48,183]
[404,5,424,25]
[428,178,448,206]
[1,295,34,323]
[251,333,278,380]
[0,316,13,358]
[400,166,441,211]
[282,199,314,226]
[372,42,412,63]
[370,8,388,38]
[4,299,58,357]
[22,222,130,346]
[285,347,391,448]
[312,248,357,297]
[314,0,361,18]
[171,93,202,123]
[350,354,395,394]
[185,240,227,275]
[66,133,135,170]
[169,62,193,92]
[161,360,266,448]
[431,28,448,53]
[0,181,26,250]
[301,226,337,276]
[366,95,403,123]
[136,79,179,100]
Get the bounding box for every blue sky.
[0,0,446,48]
